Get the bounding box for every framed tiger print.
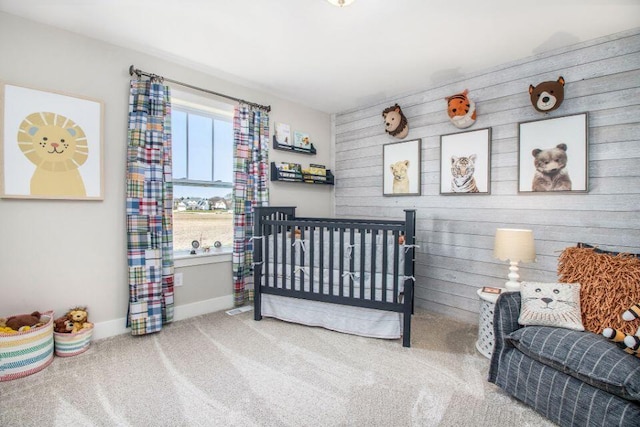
[518,112,588,193]
[383,138,421,196]
[0,82,104,200]
[439,128,491,195]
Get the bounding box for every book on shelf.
[273,122,291,146]
[275,162,302,180]
[293,131,311,150]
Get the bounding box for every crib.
[253,207,417,347]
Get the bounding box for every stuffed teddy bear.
[531,143,572,191]
[67,307,93,333]
[444,89,476,129]
[529,76,565,113]
[603,303,640,357]
[382,103,409,139]
[5,311,41,332]
[54,316,74,333]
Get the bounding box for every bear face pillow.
[519,281,584,331]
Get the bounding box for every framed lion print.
[383,138,421,196]
[0,83,104,200]
[518,112,588,193]
[440,128,491,195]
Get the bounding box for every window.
[171,92,234,255]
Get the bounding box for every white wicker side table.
[475,288,505,359]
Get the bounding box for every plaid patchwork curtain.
[232,105,269,306]
[126,79,174,335]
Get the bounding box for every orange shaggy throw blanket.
[558,247,640,335]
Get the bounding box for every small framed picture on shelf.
[273,122,291,146]
[293,131,311,150]
[481,286,502,294]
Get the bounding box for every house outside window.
[171,92,234,255]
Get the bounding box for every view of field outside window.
[171,104,234,254]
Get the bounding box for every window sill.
[174,249,232,268]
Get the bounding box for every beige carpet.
[0,308,554,426]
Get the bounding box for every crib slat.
[319,226,325,295]
[330,227,335,296]
[359,228,365,300]
[393,230,400,304]
[349,228,355,299]
[370,229,377,301]
[309,226,315,294]
[382,231,388,302]
[339,228,344,297]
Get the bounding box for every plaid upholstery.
[232,105,269,306]
[126,79,174,335]
[489,292,640,426]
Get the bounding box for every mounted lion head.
[382,103,409,139]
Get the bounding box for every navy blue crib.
[253,206,417,347]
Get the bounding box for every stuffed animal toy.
[603,303,640,357]
[67,307,93,333]
[0,317,17,334]
[382,104,409,139]
[445,89,476,129]
[5,311,41,332]
[54,316,74,334]
[529,76,565,113]
[531,143,572,191]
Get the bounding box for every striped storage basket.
[0,311,54,382]
[53,325,93,357]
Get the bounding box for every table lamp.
[493,228,536,291]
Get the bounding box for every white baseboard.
[92,294,234,341]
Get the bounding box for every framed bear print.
[518,112,588,193]
[0,83,104,200]
[440,128,491,195]
[383,138,421,196]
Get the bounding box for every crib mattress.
[261,294,403,339]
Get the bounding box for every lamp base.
[504,261,521,292]
[504,280,521,292]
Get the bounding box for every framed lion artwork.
[0,83,103,200]
[383,139,421,196]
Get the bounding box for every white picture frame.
[383,138,421,196]
[518,112,588,193]
[1,83,104,200]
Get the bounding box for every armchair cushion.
[508,326,640,401]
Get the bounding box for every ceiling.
[1,0,639,113]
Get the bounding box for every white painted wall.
[0,12,332,338]
[335,29,640,323]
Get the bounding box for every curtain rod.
[129,65,271,112]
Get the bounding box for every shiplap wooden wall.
[334,28,640,323]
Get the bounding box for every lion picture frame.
[0,83,104,200]
[383,138,421,196]
[518,112,588,194]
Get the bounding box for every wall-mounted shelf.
[273,138,316,155]
[270,162,334,185]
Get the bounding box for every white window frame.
[171,92,235,261]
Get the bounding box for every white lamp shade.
[494,228,536,262]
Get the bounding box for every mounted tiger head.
[445,89,477,129]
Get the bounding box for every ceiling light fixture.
[328,0,355,7]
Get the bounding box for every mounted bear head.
[382,103,409,139]
[529,76,565,113]
[444,89,476,129]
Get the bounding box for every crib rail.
[253,207,416,347]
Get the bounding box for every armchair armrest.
[488,291,522,382]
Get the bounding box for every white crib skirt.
[260,294,403,340]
